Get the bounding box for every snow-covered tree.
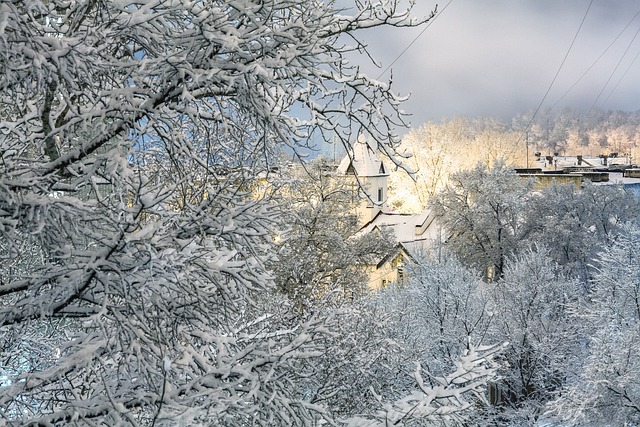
[547,223,640,426]
[377,254,490,374]
[388,119,471,212]
[429,162,534,279]
[0,1,441,424]
[268,158,394,315]
[388,118,526,213]
[485,246,580,424]
[347,252,505,425]
[526,182,640,283]
[339,342,505,427]
[512,108,640,157]
[430,160,640,283]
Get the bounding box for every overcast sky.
[354,0,640,130]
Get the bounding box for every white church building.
[337,135,442,289]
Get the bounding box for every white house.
[338,135,442,289]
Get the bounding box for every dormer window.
[379,162,386,174]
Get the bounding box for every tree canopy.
[0,1,452,425]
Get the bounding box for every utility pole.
[526,131,529,169]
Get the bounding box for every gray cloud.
[357,0,640,129]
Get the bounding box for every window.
[377,187,383,202]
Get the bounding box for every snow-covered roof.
[595,171,640,187]
[355,210,441,268]
[536,155,631,171]
[360,209,440,245]
[337,134,388,177]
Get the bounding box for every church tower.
[337,134,389,224]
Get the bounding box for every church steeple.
[337,134,389,224]
[337,134,389,178]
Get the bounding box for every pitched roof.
[375,243,416,269]
[337,134,389,177]
[359,210,438,244]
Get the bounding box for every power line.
[590,19,640,111]
[601,45,640,108]
[551,6,640,109]
[377,0,454,80]
[517,0,593,145]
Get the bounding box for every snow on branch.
[340,342,505,426]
